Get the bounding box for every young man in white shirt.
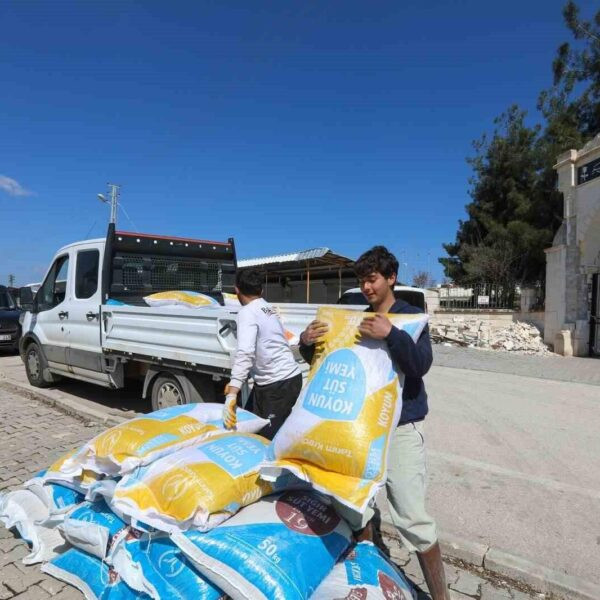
[223,269,302,439]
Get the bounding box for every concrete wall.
[544,244,567,346]
[545,137,600,355]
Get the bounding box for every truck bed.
[101,302,364,374]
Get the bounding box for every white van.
[337,286,427,312]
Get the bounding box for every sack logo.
[160,472,188,503]
[275,492,340,537]
[158,549,185,578]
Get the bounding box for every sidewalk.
[433,345,600,385]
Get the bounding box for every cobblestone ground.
[0,385,539,600]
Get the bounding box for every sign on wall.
[577,156,600,185]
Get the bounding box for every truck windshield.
[0,290,16,310]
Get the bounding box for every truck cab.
[19,226,237,409]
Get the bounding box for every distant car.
[337,285,427,312]
[0,285,21,352]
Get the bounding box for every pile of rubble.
[430,317,551,355]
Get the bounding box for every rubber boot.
[416,542,450,600]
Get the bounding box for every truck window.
[75,249,100,299]
[37,255,69,311]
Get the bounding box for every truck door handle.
[58,311,69,319]
[86,311,99,321]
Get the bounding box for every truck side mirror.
[19,287,34,312]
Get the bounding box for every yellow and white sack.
[58,403,268,477]
[110,432,273,533]
[144,291,220,309]
[261,307,428,513]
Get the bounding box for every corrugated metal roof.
[238,247,350,268]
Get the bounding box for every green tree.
[441,2,600,289]
[440,106,550,287]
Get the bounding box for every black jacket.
[298,299,433,424]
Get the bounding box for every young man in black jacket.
[299,246,450,600]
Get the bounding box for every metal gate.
[591,273,600,356]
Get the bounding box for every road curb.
[381,520,600,600]
[0,377,130,427]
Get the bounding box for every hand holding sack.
[222,394,238,430]
[261,307,428,514]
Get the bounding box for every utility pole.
[97,183,121,226]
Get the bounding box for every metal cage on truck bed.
[101,226,237,305]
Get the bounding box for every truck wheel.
[24,342,56,388]
[151,375,187,411]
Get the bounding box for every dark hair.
[354,246,399,280]
[235,269,263,296]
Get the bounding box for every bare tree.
[412,271,432,288]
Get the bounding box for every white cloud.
[0,175,34,197]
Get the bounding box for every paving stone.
[450,591,477,600]
[0,563,44,595]
[0,538,23,553]
[450,570,485,597]
[403,556,425,586]
[12,585,51,599]
[38,577,65,596]
[0,542,28,568]
[480,583,513,599]
[0,583,13,600]
[51,587,84,600]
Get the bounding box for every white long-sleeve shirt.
[229,297,300,388]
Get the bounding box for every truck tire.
[151,375,187,411]
[24,342,60,388]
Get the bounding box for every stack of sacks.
[0,403,270,599]
[110,432,274,533]
[261,306,429,515]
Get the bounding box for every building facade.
[545,135,600,356]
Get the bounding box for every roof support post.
[306,261,310,303]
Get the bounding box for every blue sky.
[1,0,596,286]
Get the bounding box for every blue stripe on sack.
[146,404,197,422]
[136,434,179,456]
[48,484,84,510]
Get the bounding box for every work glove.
[223,394,238,430]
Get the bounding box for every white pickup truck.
[18,226,329,411]
[18,226,427,411]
